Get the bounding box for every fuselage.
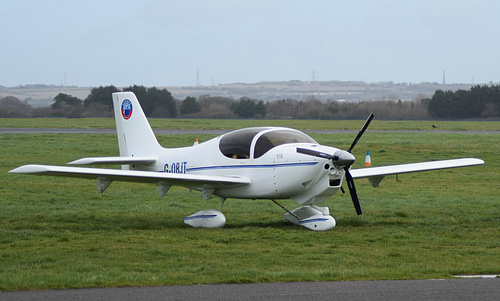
[132,127,346,205]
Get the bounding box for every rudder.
[112,92,162,159]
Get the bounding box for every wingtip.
[9,164,44,174]
[67,158,91,165]
[465,158,485,165]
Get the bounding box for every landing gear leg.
[271,199,301,221]
[219,197,226,211]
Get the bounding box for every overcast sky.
[1,0,499,87]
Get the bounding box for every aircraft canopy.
[219,127,317,159]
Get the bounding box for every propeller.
[343,113,374,215]
[297,113,374,215]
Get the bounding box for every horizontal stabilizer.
[9,164,251,190]
[350,158,484,179]
[68,156,157,165]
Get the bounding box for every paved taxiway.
[1,278,498,300]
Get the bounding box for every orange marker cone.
[365,150,371,167]
[193,138,199,146]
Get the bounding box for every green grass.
[0,121,498,291]
[1,117,500,131]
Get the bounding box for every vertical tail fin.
[113,92,162,160]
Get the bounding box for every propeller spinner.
[297,113,374,215]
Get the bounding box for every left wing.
[350,158,484,187]
[9,164,251,195]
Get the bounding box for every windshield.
[254,130,317,158]
[219,128,262,159]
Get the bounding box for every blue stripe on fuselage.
[186,161,318,172]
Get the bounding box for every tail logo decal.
[121,99,133,120]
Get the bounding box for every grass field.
[1,117,500,131]
[0,119,498,291]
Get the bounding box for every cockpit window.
[254,130,317,158]
[219,128,262,159]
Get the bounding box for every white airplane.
[10,92,484,231]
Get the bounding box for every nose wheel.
[272,200,336,231]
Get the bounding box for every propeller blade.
[345,169,362,215]
[297,147,336,160]
[348,113,374,152]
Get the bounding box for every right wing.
[67,156,157,165]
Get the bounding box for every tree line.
[423,84,500,119]
[1,84,499,120]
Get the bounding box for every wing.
[350,158,484,187]
[9,164,251,195]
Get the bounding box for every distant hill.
[0,85,91,108]
[0,81,475,107]
[165,81,473,103]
